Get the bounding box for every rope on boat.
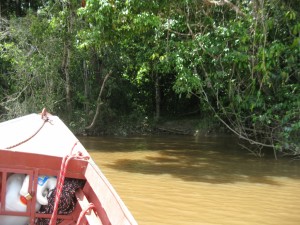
[49,142,90,225]
[6,108,49,149]
[35,178,85,225]
[76,203,96,225]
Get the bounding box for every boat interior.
[0,149,135,225]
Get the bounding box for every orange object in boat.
[19,196,27,205]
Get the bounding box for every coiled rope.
[49,142,90,225]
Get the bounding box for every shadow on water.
[80,135,300,185]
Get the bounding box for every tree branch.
[85,70,112,130]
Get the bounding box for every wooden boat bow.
[0,110,138,225]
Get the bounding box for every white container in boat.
[36,175,57,205]
[20,175,57,206]
[0,174,52,225]
[0,173,29,225]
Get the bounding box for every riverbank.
[80,116,229,137]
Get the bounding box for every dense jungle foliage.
[0,0,299,157]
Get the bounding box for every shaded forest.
[0,0,299,157]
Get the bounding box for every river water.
[79,135,300,225]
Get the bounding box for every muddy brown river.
[79,135,300,225]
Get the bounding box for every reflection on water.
[79,135,300,225]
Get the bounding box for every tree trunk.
[61,2,74,122]
[61,41,72,121]
[83,60,89,115]
[155,73,161,121]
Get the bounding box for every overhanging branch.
[85,70,112,130]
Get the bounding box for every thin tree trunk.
[85,71,112,130]
[61,1,73,121]
[61,39,72,121]
[155,73,161,121]
[83,60,89,114]
[65,45,71,119]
